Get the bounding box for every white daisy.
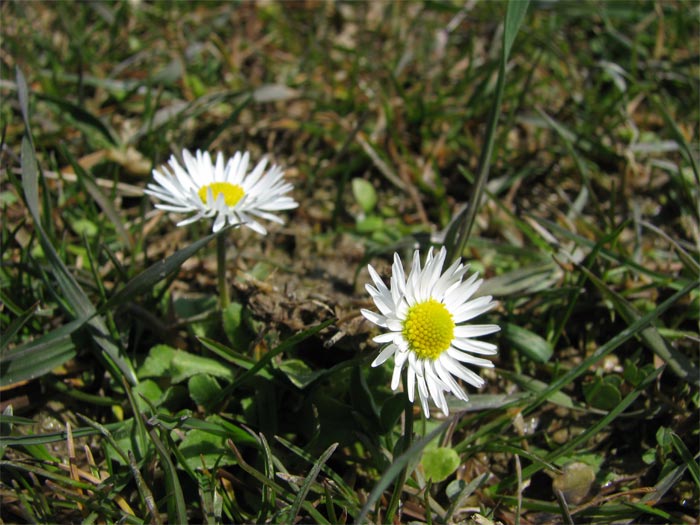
[145,148,298,234]
[361,246,499,417]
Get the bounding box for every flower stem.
[216,234,230,309]
[385,384,414,522]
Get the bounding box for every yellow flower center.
[402,299,455,360]
[198,182,245,207]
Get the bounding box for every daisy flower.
[145,148,297,234]
[361,246,499,417]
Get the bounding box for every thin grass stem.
[217,234,230,309]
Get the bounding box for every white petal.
[391,350,409,390]
[373,332,399,344]
[371,344,397,367]
[212,213,226,232]
[441,355,485,388]
[453,324,501,338]
[360,309,388,328]
[446,346,495,368]
[451,338,498,355]
[406,364,416,402]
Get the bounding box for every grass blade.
[287,442,338,524]
[210,318,335,407]
[0,316,89,385]
[670,432,700,489]
[102,226,232,312]
[21,136,138,384]
[148,419,187,525]
[446,0,530,263]
[59,144,132,248]
[581,265,700,386]
[356,417,453,524]
[0,301,38,352]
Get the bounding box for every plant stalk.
[385,381,415,522]
[217,234,230,309]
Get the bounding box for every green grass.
[1,1,698,524]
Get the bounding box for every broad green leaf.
[551,461,596,504]
[138,344,176,379]
[502,322,553,363]
[582,376,622,411]
[211,318,335,406]
[188,374,222,408]
[179,428,237,470]
[422,447,461,482]
[132,379,164,412]
[276,359,324,389]
[171,349,234,384]
[352,178,377,214]
[222,302,250,351]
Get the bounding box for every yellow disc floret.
[402,298,455,360]
[198,182,245,207]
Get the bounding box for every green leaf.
[502,323,553,363]
[108,418,151,466]
[149,425,187,524]
[15,67,31,137]
[138,344,176,379]
[188,374,222,408]
[286,442,338,525]
[276,359,324,389]
[669,432,700,489]
[503,0,530,59]
[445,0,529,263]
[0,301,38,352]
[211,318,335,406]
[179,427,237,470]
[351,178,377,214]
[580,265,700,386]
[132,379,164,412]
[222,302,250,350]
[422,447,461,482]
[379,394,406,434]
[21,137,137,384]
[357,417,455,524]
[60,144,132,248]
[36,92,118,147]
[171,349,234,384]
[582,376,622,411]
[0,315,88,385]
[103,228,231,312]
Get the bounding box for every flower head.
[362,246,499,417]
[145,149,297,234]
